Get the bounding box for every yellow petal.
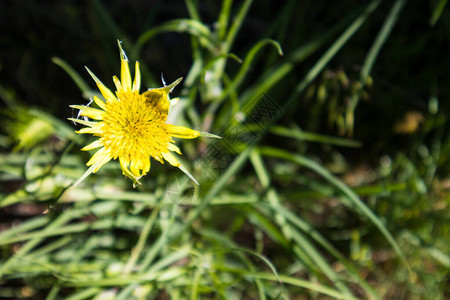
[119,156,141,185]
[70,105,104,120]
[93,96,107,111]
[167,143,182,154]
[162,152,180,167]
[167,125,200,139]
[132,61,141,92]
[130,160,142,178]
[117,41,132,92]
[113,75,123,93]
[86,147,104,166]
[85,67,117,103]
[142,89,170,116]
[142,77,183,115]
[81,139,103,151]
[121,59,131,92]
[68,118,98,127]
[76,125,102,134]
[154,155,163,164]
[142,157,151,175]
[93,153,112,173]
[119,156,130,172]
[86,147,112,173]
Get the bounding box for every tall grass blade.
[259,146,411,272]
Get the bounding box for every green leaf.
[134,19,216,57]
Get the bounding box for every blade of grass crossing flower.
[259,146,411,272]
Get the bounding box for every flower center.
[99,92,172,162]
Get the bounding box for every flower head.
[70,41,218,186]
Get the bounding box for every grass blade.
[259,146,411,272]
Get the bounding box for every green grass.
[1,1,449,299]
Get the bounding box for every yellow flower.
[70,41,219,186]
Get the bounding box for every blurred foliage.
[0,0,449,299]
